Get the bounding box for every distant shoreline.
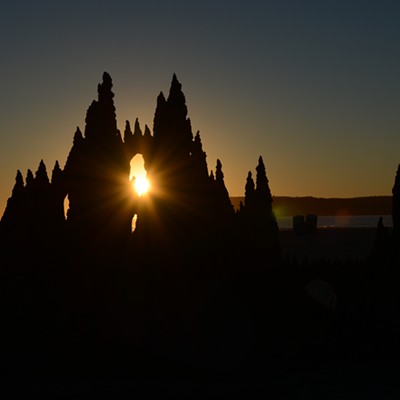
[230,196,392,216]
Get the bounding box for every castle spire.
[26,169,34,187]
[98,72,114,99]
[73,127,83,145]
[144,124,152,138]
[167,73,188,120]
[255,156,272,204]
[392,164,400,236]
[153,92,167,137]
[245,171,255,208]
[84,72,118,142]
[215,159,224,184]
[133,118,143,136]
[35,160,50,185]
[123,120,133,143]
[12,170,24,196]
[214,159,233,217]
[51,160,63,185]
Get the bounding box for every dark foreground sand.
[279,227,379,262]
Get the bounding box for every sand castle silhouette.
[1,73,400,396]
[1,72,280,267]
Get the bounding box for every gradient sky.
[1,0,400,216]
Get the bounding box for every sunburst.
[133,176,150,196]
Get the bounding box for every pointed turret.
[245,171,255,208]
[73,127,84,145]
[150,75,196,196]
[191,131,208,180]
[51,160,63,185]
[194,131,202,147]
[167,73,188,121]
[64,127,85,183]
[84,72,119,142]
[392,164,400,236]
[35,160,50,185]
[12,170,24,197]
[98,72,114,103]
[153,92,167,137]
[241,157,280,262]
[26,169,34,187]
[255,156,273,205]
[123,120,133,143]
[153,75,193,146]
[1,170,26,226]
[193,131,205,156]
[215,159,224,184]
[144,124,152,138]
[133,118,143,136]
[214,159,233,218]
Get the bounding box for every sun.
[133,176,150,196]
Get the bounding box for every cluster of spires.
[2,72,400,262]
[1,160,65,232]
[0,73,280,265]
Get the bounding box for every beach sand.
[279,227,378,262]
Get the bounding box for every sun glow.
[133,176,150,196]
[130,154,150,197]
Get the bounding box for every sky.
[1,0,400,216]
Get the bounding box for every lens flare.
[134,176,150,196]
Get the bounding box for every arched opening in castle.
[130,154,149,197]
[129,153,148,232]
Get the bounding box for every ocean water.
[277,215,393,230]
